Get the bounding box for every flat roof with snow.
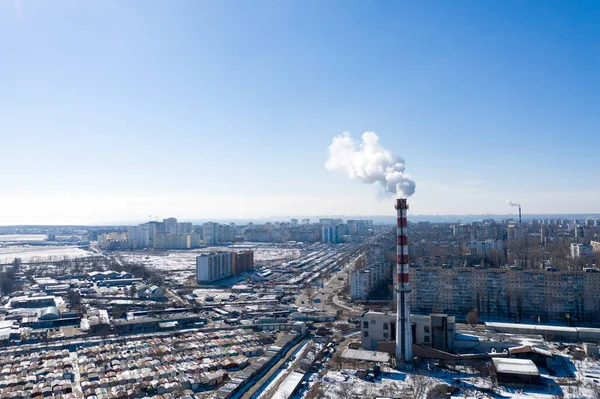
[492,358,539,376]
[341,348,390,363]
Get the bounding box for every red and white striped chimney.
[395,198,413,363]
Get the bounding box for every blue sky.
[1,1,599,224]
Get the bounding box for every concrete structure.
[492,358,540,385]
[486,322,600,342]
[203,222,219,245]
[127,225,150,248]
[592,241,600,254]
[467,239,503,256]
[321,224,344,244]
[584,343,600,356]
[410,266,600,322]
[176,222,192,234]
[232,250,254,275]
[411,314,456,352]
[571,243,594,259]
[163,217,178,234]
[360,311,456,353]
[196,252,233,283]
[349,262,389,301]
[396,198,412,363]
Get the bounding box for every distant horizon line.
[1,212,600,228]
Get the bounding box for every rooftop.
[492,358,540,376]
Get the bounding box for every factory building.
[196,252,233,283]
[360,311,456,353]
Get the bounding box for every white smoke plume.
[325,131,416,197]
[506,198,521,207]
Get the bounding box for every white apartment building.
[176,222,192,234]
[203,222,219,245]
[571,243,594,259]
[350,262,388,301]
[467,239,503,256]
[127,225,150,248]
[163,217,178,234]
[196,252,233,283]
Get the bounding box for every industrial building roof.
[341,348,390,363]
[492,358,539,376]
[39,307,61,320]
[509,345,552,358]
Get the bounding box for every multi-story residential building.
[176,222,192,234]
[163,218,178,234]
[196,252,233,283]
[467,239,503,256]
[203,222,219,245]
[321,224,344,244]
[301,218,310,225]
[319,218,343,225]
[153,233,190,250]
[218,224,234,242]
[571,243,594,259]
[347,220,371,236]
[350,262,389,301]
[232,250,254,275]
[409,266,600,322]
[127,225,150,248]
[291,219,298,225]
[592,241,600,254]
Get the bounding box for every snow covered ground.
[116,246,301,271]
[308,356,600,399]
[0,245,95,263]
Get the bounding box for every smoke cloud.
[325,131,416,197]
[506,198,521,207]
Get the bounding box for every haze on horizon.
[1,1,599,225]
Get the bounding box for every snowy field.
[115,246,302,271]
[0,245,95,263]
[0,234,47,242]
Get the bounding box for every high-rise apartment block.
[467,239,503,256]
[410,266,600,322]
[350,262,389,301]
[571,243,594,259]
[163,218,178,234]
[203,222,219,245]
[321,224,344,244]
[196,252,233,283]
[232,250,254,275]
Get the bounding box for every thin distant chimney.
[519,206,522,225]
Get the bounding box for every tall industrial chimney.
[519,206,522,225]
[395,198,413,363]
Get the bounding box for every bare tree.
[466,308,479,327]
[338,382,355,399]
[411,372,430,399]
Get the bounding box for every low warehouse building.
[492,358,540,385]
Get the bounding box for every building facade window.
[363,321,369,329]
[363,331,369,338]
[383,322,388,330]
